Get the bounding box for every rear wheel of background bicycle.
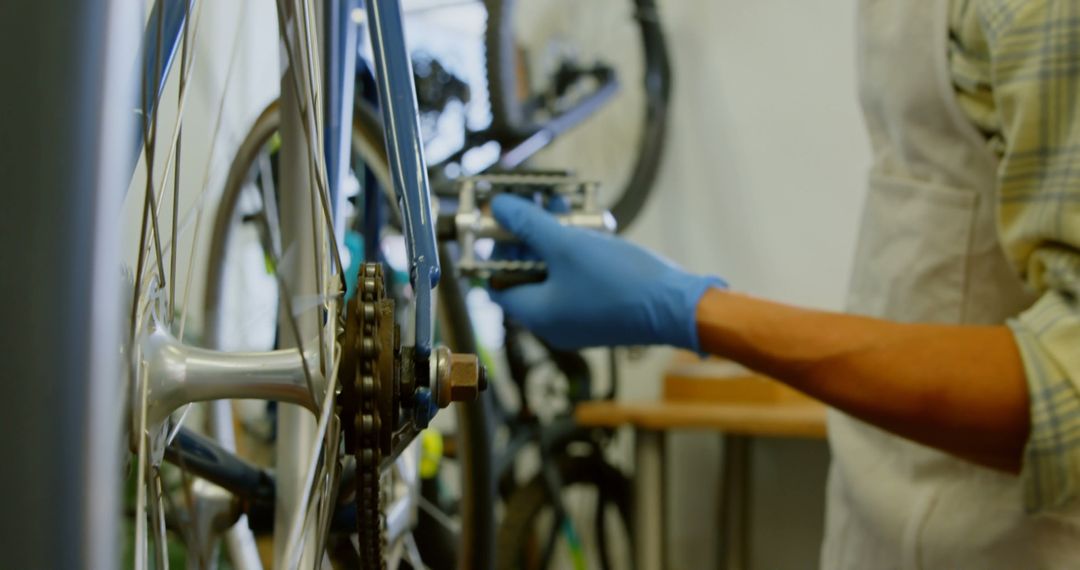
[484,0,671,231]
[495,454,633,570]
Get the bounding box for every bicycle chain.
[339,262,395,570]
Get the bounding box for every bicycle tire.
[496,454,633,570]
[483,0,672,231]
[204,102,281,345]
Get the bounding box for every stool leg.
[634,429,666,570]
[718,435,751,570]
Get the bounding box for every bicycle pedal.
[450,172,615,281]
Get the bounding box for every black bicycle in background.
[354,0,671,231]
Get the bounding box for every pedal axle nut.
[447,353,480,403]
[435,348,481,407]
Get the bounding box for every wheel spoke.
[257,152,283,258]
[307,157,328,373]
[149,0,206,236]
[165,0,241,342]
[164,404,193,446]
[402,532,425,569]
[539,510,565,570]
[418,494,461,536]
[134,362,151,570]
[148,468,170,570]
[282,349,341,561]
[314,415,343,556]
[131,0,207,343]
[282,350,342,567]
[275,0,347,287]
[142,0,168,298]
[175,200,205,341]
[169,0,194,321]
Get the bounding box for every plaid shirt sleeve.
[952,0,1080,512]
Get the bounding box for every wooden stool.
[575,355,826,570]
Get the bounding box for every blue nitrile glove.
[488,194,726,351]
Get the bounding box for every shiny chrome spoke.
[275,0,347,282]
[131,0,207,342]
[134,362,151,570]
[282,350,342,568]
[402,533,424,569]
[143,0,168,299]
[269,265,324,413]
[257,152,283,258]
[148,469,170,570]
[314,417,343,556]
[175,201,205,341]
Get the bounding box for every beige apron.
[821,1,1080,568]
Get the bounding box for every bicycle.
[5,0,493,568]
[3,0,665,567]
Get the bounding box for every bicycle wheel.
[484,0,671,231]
[496,454,633,570]
[118,0,358,566]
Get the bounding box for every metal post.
[718,435,752,570]
[634,429,667,570]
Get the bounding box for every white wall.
[616,1,871,568]
[628,0,868,303]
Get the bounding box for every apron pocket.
[846,172,978,323]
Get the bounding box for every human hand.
[487,195,726,351]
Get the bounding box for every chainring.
[338,262,397,569]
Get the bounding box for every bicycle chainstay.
[338,262,397,569]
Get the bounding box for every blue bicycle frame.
[361,0,441,422]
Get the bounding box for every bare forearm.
[695,289,1030,472]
